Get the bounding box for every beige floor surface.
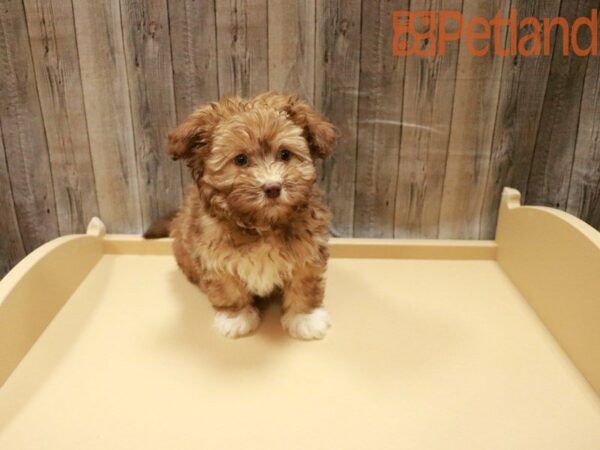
[1,255,599,450]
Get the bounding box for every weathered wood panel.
[480,0,562,237]
[3,0,600,277]
[72,0,142,232]
[167,0,220,187]
[23,0,99,235]
[353,0,408,238]
[268,0,315,101]
[438,0,511,239]
[315,0,362,236]
[394,0,462,239]
[120,0,182,228]
[0,128,26,276]
[168,0,220,119]
[567,48,600,228]
[215,0,269,97]
[526,0,595,210]
[0,0,59,252]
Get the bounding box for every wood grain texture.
[315,0,362,236]
[73,0,141,232]
[168,0,219,119]
[23,0,99,235]
[526,0,595,210]
[438,0,511,239]
[353,0,408,238]
[120,0,182,229]
[0,128,26,278]
[267,0,315,101]
[0,0,59,252]
[567,49,600,228]
[168,0,220,188]
[480,0,562,238]
[215,0,268,97]
[394,0,462,239]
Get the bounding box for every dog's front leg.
[281,264,331,340]
[203,272,260,338]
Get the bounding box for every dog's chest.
[235,242,293,295]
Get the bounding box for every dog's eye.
[234,154,249,167]
[278,149,291,162]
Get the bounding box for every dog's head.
[167,92,337,227]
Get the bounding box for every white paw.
[281,307,331,340]
[213,306,260,338]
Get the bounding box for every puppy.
[146,92,337,339]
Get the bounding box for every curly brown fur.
[149,92,337,339]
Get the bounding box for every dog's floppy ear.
[167,103,222,161]
[284,96,338,159]
[168,97,242,180]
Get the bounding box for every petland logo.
[392,9,599,57]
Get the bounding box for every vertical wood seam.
[265,0,270,89]
[212,0,220,97]
[0,123,26,253]
[525,0,562,201]
[165,0,178,118]
[117,0,143,229]
[68,0,101,215]
[164,0,186,195]
[565,52,593,204]
[352,0,366,235]
[351,0,365,237]
[310,0,318,105]
[435,0,465,238]
[391,0,411,239]
[478,0,514,237]
[166,0,185,193]
[20,0,60,233]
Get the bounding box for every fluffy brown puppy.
[150,92,337,339]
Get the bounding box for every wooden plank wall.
[1,0,600,276]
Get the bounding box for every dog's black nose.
[263,182,282,199]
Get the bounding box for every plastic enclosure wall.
[0,236,103,383]
[496,188,600,396]
[0,188,599,398]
